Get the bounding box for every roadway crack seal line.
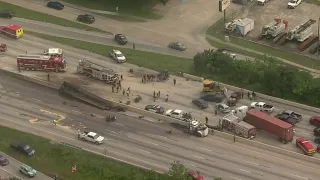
[40,109,66,122]
[0,117,166,173]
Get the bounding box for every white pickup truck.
[109,49,126,63]
[250,102,274,113]
[165,109,192,121]
[287,0,302,9]
[78,131,104,144]
[257,0,270,5]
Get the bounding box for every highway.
[0,33,319,155]
[0,71,320,180]
[0,151,51,180]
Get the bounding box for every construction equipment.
[202,79,226,94]
[77,59,119,84]
[299,35,318,51]
[259,18,286,39]
[189,120,208,137]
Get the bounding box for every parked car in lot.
[215,103,231,114]
[0,154,9,166]
[47,1,64,10]
[114,34,128,45]
[192,98,208,109]
[168,42,186,51]
[0,11,14,19]
[11,142,35,156]
[275,110,302,125]
[201,92,225,103]
[310,116,320,127]
[77,14,95,24]
[20,164,37,177]
[145,104,165,114]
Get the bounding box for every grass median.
[0,1,106,33]
[27,31,194,75]
[0,125,164,180]
[206,18,320,70]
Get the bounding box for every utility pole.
[318,17,320,64]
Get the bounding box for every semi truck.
[221,113,256,139]
[244,109,294,143]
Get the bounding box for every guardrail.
[2,69,320,164]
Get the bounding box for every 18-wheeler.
[244,109,294,143]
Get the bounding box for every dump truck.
[244,109,294,143]
[202,79,227,94]
[221,113,256,139]
[0,24,23,38]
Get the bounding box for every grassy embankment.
[0,126,164,180]
[62,0,162,20]
[206,18,320,70]
[0,1,106,33]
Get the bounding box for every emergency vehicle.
[296,137,316,156]
[43,48,63,57]
[0,24,23,38]
[17,54,67,72]
[0,43,7,52]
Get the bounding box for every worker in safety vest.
[53,120,58,126]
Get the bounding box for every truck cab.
[189,120,208,137]
[231,106,248,120]
[296,137,316,156]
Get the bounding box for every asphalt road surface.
[1,65,320,180]
[0,34,319,155]
[0,151,51,180]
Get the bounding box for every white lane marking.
[146,141,159,146]
[72,110,81,113]
[192,155,205,160]
[105,129,117,134]
[0,167,24,179]
[283,172,309,180]
[239,169,251,173]
[196,147,212,152]
[31,98,41,102]
[230,176,243,180]
[228,156,259,166]
[115,122,124,126]
[139,149,151,154]
[186,163,197,167]
[0,117,166,172]
[156,135,167,139]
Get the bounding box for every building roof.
[7,24,22,31]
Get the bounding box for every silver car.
[168,42,186,51]
[215,103,231,114]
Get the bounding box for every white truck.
[287,0,302,9]
[221,113,256,139]
[189,120,208,137]
[77,130,104,144]
[250,102,274,113]
[165,109,192,121]
[257,0,270,5]
[109,49,126,63]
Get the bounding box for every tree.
[166,161,191,180]
[158,0,170,5]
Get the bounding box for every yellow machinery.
[203,79,223,92]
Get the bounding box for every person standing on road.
[112,85,115,93]
[173,78,176,86]
[252,91,256,99]
[247,91,250,99]
[165,94,169,102]
[215,109,218,116]
[18,66,21,72]
[47,73,50,82]
[205,116,208,125]
[133,43,135,50]
[120,74,123,81]
[122,89,125,96]
[241,92,244,99]
[233,135,236,143]
[116,85,119,93]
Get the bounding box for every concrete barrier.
[182,73,204,82]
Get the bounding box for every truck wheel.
[81,137,85,141]
[26,67,30,71]
[31,68,35,71]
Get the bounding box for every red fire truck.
[17,54,67,72]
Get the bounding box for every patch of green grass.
[0,1,106,33]
[0,125,164,180]
[206,18,320,70]
[27,31,193,75]
[305,0,320,5]
[63,0,163,20]
[95,13,146,22]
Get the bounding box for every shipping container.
[244,109,294,143]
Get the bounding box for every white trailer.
[221,113,256,139]
[77,59,119,84]
[225,18,254,36]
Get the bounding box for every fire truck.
[43,48,63,57]
[17,54,67,72]
[77,59,119,84]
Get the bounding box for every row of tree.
[193,49,320,107]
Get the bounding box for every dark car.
[77,14,95,24]
[11,142,35,156]
[310,116,320,127]
[0,154,9,166]
[168,42,186,51]
[201,92,225,103]
[317,145,320,153]
[232,0,248,5]
[192,98,208,109]
[0,43,7,52]
[47,1,64,10]
[315,137,320,144]
[314,127,320,136]
[114,34,128,45]
[0,11,14,19]
[145,104,164,114]
[227,91,241,106]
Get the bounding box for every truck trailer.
[244,109,294,143]
[222,113,256,139]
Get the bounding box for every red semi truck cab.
[296,137,316,156]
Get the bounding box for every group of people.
[142,74,156,83]
[152,90,169,102]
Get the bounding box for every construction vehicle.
[259,18,286,40]
[299,35,318,51]
[17,54,67,72]
[189,120,208,137]
[202,79,226,94]
[0,24,23,38]
[77,59,119,84]
[278,19,316,46]
[221,113,256,139]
